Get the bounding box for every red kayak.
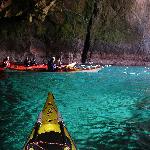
[7,65,80,72]
[9,64,48,71]
[0,67,4,72]
[5,63,101,72]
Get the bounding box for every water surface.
[0,66,150,150]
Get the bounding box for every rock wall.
[0,0,150,64]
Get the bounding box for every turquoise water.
[0,66,150,150]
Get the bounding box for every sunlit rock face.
[128,0,150,54]
[86,0,150,63]
[0,0,150,64]
[91,0,150,51]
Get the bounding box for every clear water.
[0,66,150,150]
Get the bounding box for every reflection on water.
[0,66,150,150]
[81,97,150,150]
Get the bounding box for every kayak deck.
[24,93,76,150]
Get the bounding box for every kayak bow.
[24,93,76,150]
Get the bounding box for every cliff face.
[87,0,150,61]
[129,0,150,54]
[0,0,150,64]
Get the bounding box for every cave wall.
[0,0,150,64]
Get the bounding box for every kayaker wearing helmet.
[2,56,10,68]
[47,57,57,72]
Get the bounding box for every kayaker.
[30,58,36,66]
[47,57,56,72]
[56,58,62,67]
[24,57,30,67]
[2,56,10,68]
[55,58,62,71]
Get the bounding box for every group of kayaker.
[23,56,62,71]
[24,57,36,67]
[1,56,100,72]
[1,55,63,72]
[2,56,36,68]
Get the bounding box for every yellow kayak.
[24,93,76,150]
